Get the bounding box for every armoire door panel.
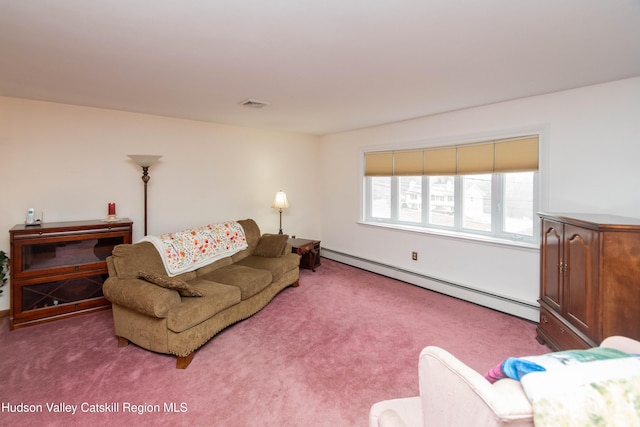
[541,220,562,312]
[564,224,596,337]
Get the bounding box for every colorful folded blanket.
[484,347,632,383]
[139,221,248,276]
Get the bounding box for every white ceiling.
[1,1,639,135]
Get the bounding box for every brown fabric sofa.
[103,219,300,368]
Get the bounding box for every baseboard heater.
[321,247,540,322]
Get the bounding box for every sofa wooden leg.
[117,336,130,348]
[176,352,195,369]
[292,280,300,288]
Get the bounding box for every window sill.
[358,220,539,251]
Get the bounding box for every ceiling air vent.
[240,99,270,109]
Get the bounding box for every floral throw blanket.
[139,221,248,276]
[520,357,640,426]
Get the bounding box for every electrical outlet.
[412,251,418,261]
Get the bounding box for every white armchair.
[369,336,640,427]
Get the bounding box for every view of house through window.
[371,177,391,219]
[462,174,492,232]
[399,176,421,223]
[503,172,535,236]
[363,136,539,244]
[428,176,454,227]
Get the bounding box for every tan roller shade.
[365,151,393,176]
[495,136,539,172]
[393,150,423,175]
[423,147,456,175]
[457,143,494,174]
[365,135,538,177]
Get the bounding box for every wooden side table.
[288,238,321,272]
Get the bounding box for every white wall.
[2,77,639,318]
[318,77,640,320]
[0,97,321,310]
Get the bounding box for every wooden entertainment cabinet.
[9,219,133,330]
[536,212,640,350]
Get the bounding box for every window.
[462,174,492,232]
[428,176,454,227]
[399,176,421,223]
[370,176,391,219]
[363,136,539,244]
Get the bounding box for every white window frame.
[360,129,547,248]
[363,172,539,245]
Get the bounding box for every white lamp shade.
[128,154,163,167]
[271,191,289,209]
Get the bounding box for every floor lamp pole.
[141,166,150,236]
[128,154,162,237]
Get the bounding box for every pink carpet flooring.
[0,258,547,426]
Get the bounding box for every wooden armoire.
[536,212,640,350]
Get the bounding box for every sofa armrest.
[377,409,408,427]
[600,336,640,354]
[369,397,421,427]
[103,277,182,319]
[418,346,533,426]
[283,242,292,256]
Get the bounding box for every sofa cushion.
[138,271,203,297]
[166,279,242,333]
[232,219,261,262]
[195,256,233,277]
[236,253,300,283]
[199,264,272,300]
[253,234,289,257]
[111,242,166,278]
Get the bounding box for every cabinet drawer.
[538,306,592,350]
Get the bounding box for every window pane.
[462,174,492,231]
[428,176,454,227]
[504,172,534,236]
[371,177,391,218]
[363,161,537,245]
[399,176,422,223]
